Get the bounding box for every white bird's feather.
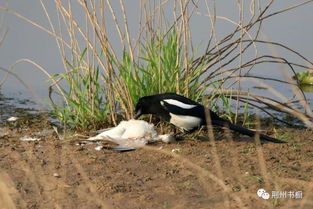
[88,122,126,140]
[121,120,158,139]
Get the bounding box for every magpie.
[134,93,286,143]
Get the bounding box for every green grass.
[240,144,256,155]
[113,31,206,109]
[244,174,264,184]
[50,49,109,129]
[273,128,292,142]
[289,142,305,151]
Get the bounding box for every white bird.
[88,120,174,150]
[7,116,18,122]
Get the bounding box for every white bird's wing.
[87,124,126,141]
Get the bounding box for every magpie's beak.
[134,109,142,119]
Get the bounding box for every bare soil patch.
[0,121,313,209]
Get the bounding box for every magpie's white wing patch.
[162,99,197,109]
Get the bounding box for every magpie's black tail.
[212,120,286,143]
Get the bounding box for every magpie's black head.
[134,96,154,119]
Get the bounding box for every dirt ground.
[0,120,313,209]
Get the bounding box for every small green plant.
[292,69,313,85]
[289,142,305,151]
[273,128,292,142]
[244,174,264,183]
[208,86,252,126]
[181,181,192,190]
[205,82,235,123]
[219,92,234,123]
[240,144,256,154]
[242,101,251,127]
[50,49,109,129]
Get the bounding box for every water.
[0,91,39,123]
[0,0,313,113]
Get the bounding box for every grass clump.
[49,49,109,129]
[113,31,205,112]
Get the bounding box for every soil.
[1,119,313,209]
